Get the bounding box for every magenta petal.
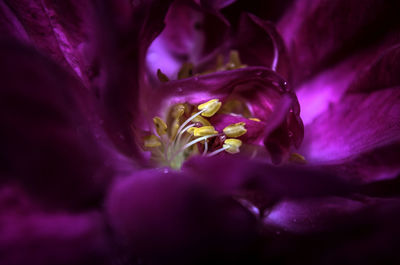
[279,0,400,84]
[300,87,400,182]
[146,0,229,79]
[0,40,116,209]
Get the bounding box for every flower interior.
[144,98,257,169]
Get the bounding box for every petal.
[232,13,291,81]
[279,0,400,84]
[261,197,400,265]
[106,169,258,262]
[300,87,400,182]
[0,184,110,265]
[0,39,117,209]
[183,156,354,212]
[2,0,90,82]
[348,44,400,93]
[93,0,173,159]
[146,0,229,79]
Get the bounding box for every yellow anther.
[157,69,169,82]
[191,113,211,126]
[223,138,242,154]
[172,104,186,119]
[198,99,222,117]
[144,135,161,148]
[289,153,307,164]
[223,122,247,137]
[178,62,193,79]
[249,118,261,122]
[187,127,196,135]
[153,117,167,136]
[170,120,180,140]
[228,50,241,69]
[193,126,218,137]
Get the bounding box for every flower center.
[143,99,251,169]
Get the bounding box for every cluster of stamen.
[143,99,248,169]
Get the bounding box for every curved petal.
[2,0,91,83]
[261,197,400,265]
[183,156,354,213]
[300,87,400,182]
[278,0,400,85]
[92,0,173,159]
[106,169,258,263]
[0,39,118,209]
[232,13,291,81]
[146,0,230,79]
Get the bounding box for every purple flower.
[1,0,400,265]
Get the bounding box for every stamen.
[228,50,241,69]
[178,62,193,79]
[182,134,217,150]
[206,145,228,157]
[249,117,261,122]
[203,140,209,155]
[223,122,247,137]
[157,69,169,82]
[144,135,162,148]
[191,114,211,126]
[193,126,218,137]
[198,99,222,117]
[289,153,307,164]
[223,139,242,154]
[175,124,196,147]
[153,117,167,136]
[175,108,206,137]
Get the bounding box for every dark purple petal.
[278,0,400,85]
[1,0,90,83]
[0,184,110,265]
[92,0,173,159]
[300,87,400,182]
[106,169,258,263]
[261,197,400,265]
[183,156,354,212]
[348,44,400,93]
[0,39,117,209]
[232,13,291,81]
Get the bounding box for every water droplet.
[288,131,293,137]
[163,168,169,174]
[256,71,262,76]
[177,87,183,93]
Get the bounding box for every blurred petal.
[300,87,400,182]
[183,156,354,212]
[92,0,173,159]
[106,169,257,263]
[279,0,400,84]
[0,185,110,265]
[0,39,116,209]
